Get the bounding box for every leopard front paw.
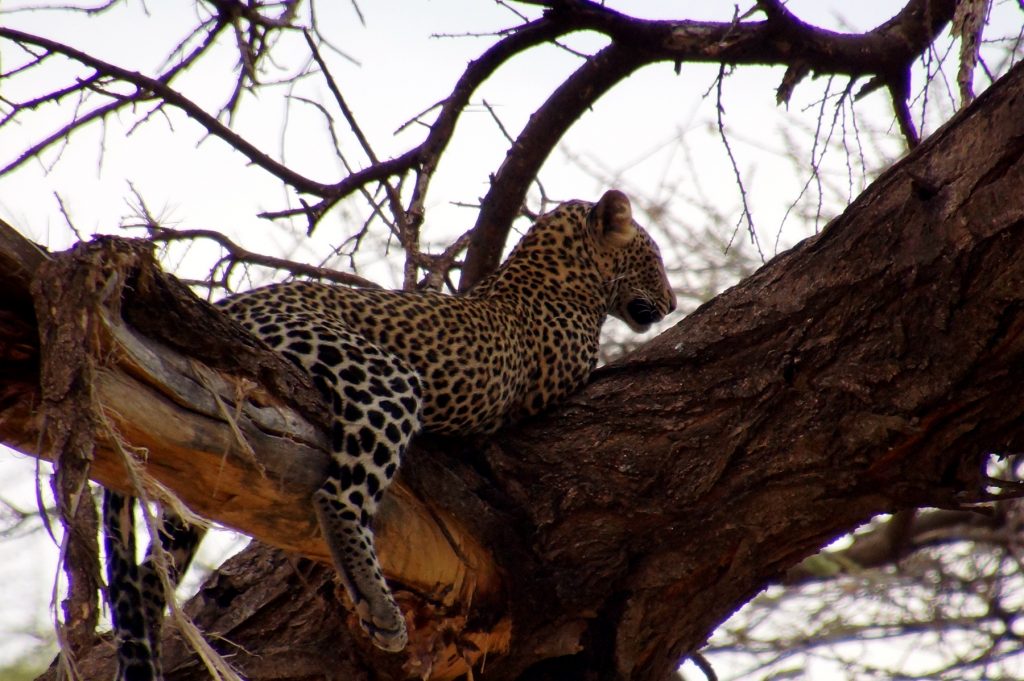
[353,595,408,652]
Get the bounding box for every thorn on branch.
[854,75,887,101]
[777,62,811,107]
[984,475,1024,494]
[756,0,797,24]
[300,198,319,236]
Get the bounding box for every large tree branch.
[523,0,955,74]
[4,55,1023,681]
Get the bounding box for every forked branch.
[0,0,969,289]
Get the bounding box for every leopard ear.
[589,189,637,249]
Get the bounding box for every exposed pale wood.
[100,307,499,607]
[0,223,506,679]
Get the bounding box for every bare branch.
[460,41,648,289]
[137,225,381,290]
[458,0,961,287]
[890,76,922,148]
[0,27,332,194]
[301,30,419,286]
[2,0,964,246]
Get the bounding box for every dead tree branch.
[2,0,965,290]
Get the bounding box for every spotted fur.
[103,491,201,681]
[102,190,675,675]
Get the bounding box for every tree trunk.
[2,61,1023,681]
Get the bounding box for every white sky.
[0,0,1021,675]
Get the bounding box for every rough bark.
[2,61,1023,681]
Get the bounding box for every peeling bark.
[2,61,1023,681]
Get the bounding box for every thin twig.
[302,29,417,286]
[715,64,763,261]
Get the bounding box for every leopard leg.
[138,508,205,674]
[103,491,204,681]
[314,347,421,650]
[219,303,422,651]
[262,320,420,651]
[103,490,159,681]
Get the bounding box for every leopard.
[101,189,676,680]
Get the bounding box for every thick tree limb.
[3,58,1024,681]
[459,0,960,287]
